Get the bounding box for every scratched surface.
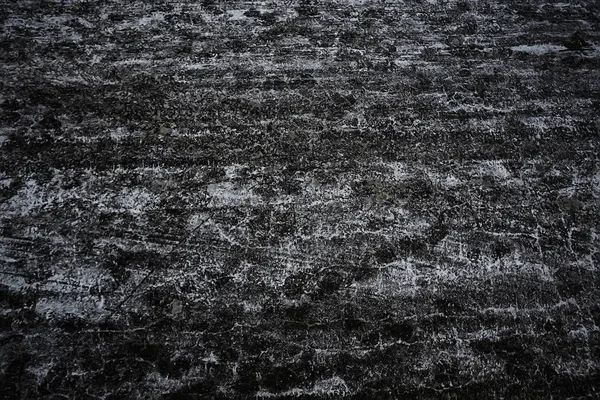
[1,0,600,398]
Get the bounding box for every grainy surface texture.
[1,0,600,398]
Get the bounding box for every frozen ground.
[1,0,599,398]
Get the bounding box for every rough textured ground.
[1,0,600,398]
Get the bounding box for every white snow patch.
[385,162,411,180]
[207,181,259,207]
[521,116,549,133]
[27,361,55,384]
[593,170,600,195]
[144,371,184,393]
[35,296,102,319]
[483,306,518,319]
[568,326,589,341]
[256,58,324,72]
[394,58,413,67]
[41,266,110,295]
[187,212,209,230]
[112,58,152,66]
[443,174,462,187]
[0,254,17,263]
[0,172,11,188]
[312,377,350,395]
[354,259,424,297]
[256,376,350,398]
[223,164,246,179]
[227,9,248,21]
[241,300,262,312]
[430,42,447,49]
[511,44,566,55]
[473,160,511,179]
[403,217,432,235]
[112,187,159,214]
[518,261,554,282]
[0,274,27,291]
[304,182,352,205]
[202,352,219,364]
[184,63,209,70]
[117,12,165,29]
[109,127,131,140]
[77,17,94,28]
[2,180,47,216]
[280,36,311,46]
